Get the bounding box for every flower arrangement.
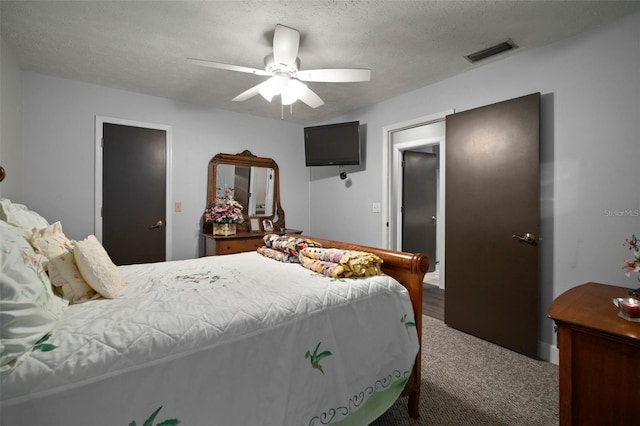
[622,234,640,298]
[204,187,244,224]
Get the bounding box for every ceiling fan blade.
[187,58,271,76]
[299,87,325,108]
[272,24,300,68]
[297,68,371,83]
[232,81,269,102]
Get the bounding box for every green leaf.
[156,420,180,426]
[34,343,57,352]
[129,422,137,426]
[35,333,51,345]
[316,350,332,361]
[143,406,163,426]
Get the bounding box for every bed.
[0,202,427,425]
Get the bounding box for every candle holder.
[613,297,640,322]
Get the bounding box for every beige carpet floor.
[371,315,559,425]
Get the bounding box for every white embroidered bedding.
[1,251,419,425]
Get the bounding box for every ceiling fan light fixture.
[259,74,286,101]
[282,79,308,105]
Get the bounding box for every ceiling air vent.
[464,39,518,63]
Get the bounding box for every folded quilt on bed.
[257,234,323,262]
[299,247,384,278]
[256,246,299,263]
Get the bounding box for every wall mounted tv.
[304,121,361,166]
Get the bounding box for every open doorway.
[382,110,451,290]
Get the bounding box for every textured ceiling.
[2,1,639,125]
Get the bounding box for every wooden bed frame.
[306,236,429,419]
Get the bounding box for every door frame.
[94,116,173,261]
[382,110,452,288]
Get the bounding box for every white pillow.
[49,252,101,304]
[74,235,126,298]
[0,220,68,374]
[0,198,49,235]
[30,222,100,304]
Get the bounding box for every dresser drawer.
[216,237,263,255]
[204,234,264,256]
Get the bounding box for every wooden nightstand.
[203,229,302,256]
[548,282,640,426]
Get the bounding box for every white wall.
[16,73,308,260]
[0,37,23,199]
[309,11,640,353]
[3,10,639,357]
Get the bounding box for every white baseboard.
[538,340,559,365]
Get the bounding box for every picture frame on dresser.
[249,218,261,232]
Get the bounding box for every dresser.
[548,282,640,426]
[203,229,302,256]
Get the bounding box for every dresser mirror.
[207,150,285,232]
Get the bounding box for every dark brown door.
[103,123,166,265]
[402,151,437,272]
[445,93,540,358]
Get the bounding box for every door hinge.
[100,207,103,217]
[401,160,405,168]
[101,138,104,148]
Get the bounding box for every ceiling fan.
[188,24,371,109]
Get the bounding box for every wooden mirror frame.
[206,150,285,233]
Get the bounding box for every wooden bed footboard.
[305,237,429,419]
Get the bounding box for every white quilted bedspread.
[1,252,419,426]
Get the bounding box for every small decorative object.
[622,234,640,298]
[263,219,274,232]
[213,223,236,236]
[250,218,261,232]
[613,298,640,322]
[203,186,244,236]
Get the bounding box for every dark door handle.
[148,220,164,230]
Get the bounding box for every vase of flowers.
[622,234,640,298]
[203,187,244,236]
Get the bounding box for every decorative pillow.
[29,222,100,304]
[29,221,71,261]
[73,235,126,298]
[49,252,101,304]
[262,234,322,258]
[0,220,68,374]
[0,198,49,236]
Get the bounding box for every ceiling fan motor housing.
[264,54,300,74]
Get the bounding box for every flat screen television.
[304,121,361,166]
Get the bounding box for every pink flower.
[622,234,640,281]
[203,187,244,224]
[623,259,640,277]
